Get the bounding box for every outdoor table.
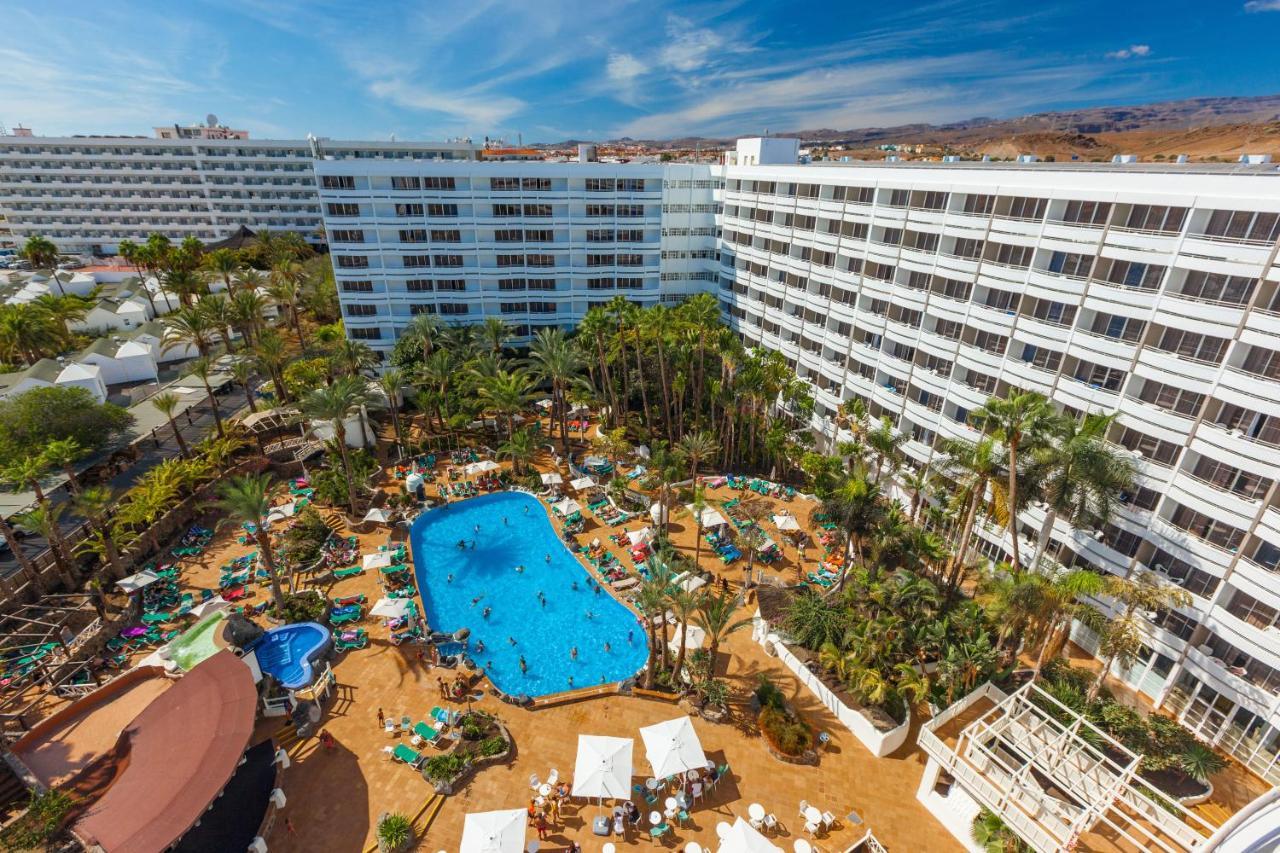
[749,803,767,822]
[705,759,716,772]
[804,806,823,826]
[716,821,731,839]
[538,783,552,797]
[603,845,616,853]
[686,844,703,853]
[686,769,700,781]
[649,811,662,826]
[676,792,691,809]
[794,841,813,853]
[645,778,659,791]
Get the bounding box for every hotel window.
[971,330,1007,355]
[1139,380,1204,416]
[528,254,554,267]
[1005,196,1047,220]
[586,204,615,218]
[399,228,428,243]
[1125,204,1188,233]
[840,221,869,240]
[952,238,984,259]
[344,303,377,317]
[526,229,554,242]
[1175,270,1255,305]
[1116,426,1180,465]
[1169,504,1245,551]
[1090,313,1145,343]
[1062,199,1110,225]
[885,189,910,207]
[430,229,461,242]
[491,177,520,191]
[497,254,524,267]
[1020,344,1062,372]
[406,279,433,292]
[1242,346,1280,380]
[329,229,364,243]
[394,203,424,217]
[522,177,551,191]
[990,242,1033,268]
[403,255,430,268]
[409,304,436,315]
[495,229,524,242]
[523,204,552,217]
[349,327,382,339]
[1047,250,1093,277]
[935,278,971,301]
[617,228,644,241]
[618,178,645,192]
[422,177,456,190]
[321,175,355,189]
[1154,328,1228,364]
[618,254,643,267]
[439,303,469,315]
[529,302,557,314]
[326,202,359,216]
[498,278,526,291]
[962,194,995,215]
[1073,360,1125,392]
[587,277,615,290]
[586,178,615,192]
[1203,209,1280,242]
[528,279,556,290]
[336,255,369,268]
[586,229,614,242]
[500,302,527,314]
[390,176,421,190]
[1102,260,1165,290]
[426,203,457,217]
[1030,299,1075,326]
[493,204,521,217]
[918,191,948,210]
[341,280,373,293]
[433,254,463,268]
[617,277,643,289]
[617,204,645,217]
[587,254,614,267]
[1190,456,1271,500]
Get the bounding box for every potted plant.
[376,812,414,853]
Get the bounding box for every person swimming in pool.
[457,539,467,550]
[584,610,595,620]
[508,636,516,645]
[470,596,484,607]
[537,591,546,607]
[570,646,578,661]
[519,656,528,674]
[503,517,508,526]
[571,580,578,591]
[545,553,551,563]
[515,565,525,573]
[604,641,611,653]
[482,606,492,619]
[470,540,477,549]
[627,629,634,644]
[476,639,486,653]
[446,573,454,583]
[474,523,480,533]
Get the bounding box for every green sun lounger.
[141,612,171,624]
[392,743,423,767]
[330,607,362,625]
[413,721,441,745]
[333,566,363,579]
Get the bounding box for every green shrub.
[376,813,413,849]
[758,706,814,756]
[477,736,507,757]
[282,506,333,566]
[271,591,327,624]
[754,675,787,712]
[460,714,488,740]
[1179,742,1226,784]
[1,789,74,851]
[424,752,470,782]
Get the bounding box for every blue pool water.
[410,491,648,697]
[253,622,331,689]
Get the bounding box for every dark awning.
[173,739,278,853]
[204,225,258,250]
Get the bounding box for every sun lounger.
[412,721,441,747]
[392,743,424,768]
[330,606,362,625]
[333,566,363,579]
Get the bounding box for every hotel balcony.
[918,682,1216,853]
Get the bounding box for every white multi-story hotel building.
[319,145,1280,789]
[313,158,719,346]
[0,135,479,253]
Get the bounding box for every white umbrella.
[686,505,728,529]
[552,498,581,516]
[363,552,393,571]
[116,568,162,594]
[266,501,296,523]
[569,475,597,491]
[649,503,668,526]
[189,596,229,619]
[639,716,707,779]
[460,809,527,853]
[668,624,706,653]
[718,817,781,853]
[635,444,651,459]
[772,514,800,531]
[405,471,425,492]
[370,597,414,619]
[626,527,654,547]
[466,459,500,475]
[540,472,563,486]
[536,398,553,409]
[363,506,391,524]
[572,735,634,803]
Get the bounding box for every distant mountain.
[547,94,1280,151]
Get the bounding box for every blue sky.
[2,0,1278,142]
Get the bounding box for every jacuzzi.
[250,622,332,689]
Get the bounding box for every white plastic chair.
[546,768,559,787]
[804,821,819,837]
[821,811,836,830]
[798,800,809,820]
[691,781,704,803]
[529,773,542,791]
[384,719,396,737]
[763,814,778,833]
[750,816,764,830]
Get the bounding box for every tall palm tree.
[401,313,444,360]
[1028,568,1107,678]
[163,305,217,359]
[335,338,378,377]
[299,375,372,515]
[73,485,127,579]
[635,559,676,687]
[971,391,1055,573]
[378,368,407,452]
[216,474,288,612]
[202,247,242,295]
[1026,412,1135,571]
[688,485,709,572]
[669,587,703,688]
[151,391,189,458]
[162,269,204,308]
[578,307,620,427]
[0,303,61,364]
[822,468,884,589]
[32,293,90,343]
[184,356,224,437]
[497,427,538,476]
[228,358,258,413]
[42,438,86,494]
[479,316,511,355]
[268,261,306,347]
[477,369,536,439]
[416,349,456,432]
[938,435,1003,596]
[0,512,46,595]
[229,288,268,348]
[865,416,905,483]
[1087,572,1191,703]
[528,328,584,455]
[253,329,290,403]
[197,293,237,353]
[693,590,751,674]
[676,430,718,485]
[18,234,58,270]
[16,504,76,590]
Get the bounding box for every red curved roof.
[74,650,257,852]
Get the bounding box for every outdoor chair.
[392,743,424,768]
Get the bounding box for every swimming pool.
[251,622,331,690]
[410,491,648,698]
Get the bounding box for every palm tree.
[676,430,718,485]
[416,349,456,432]
[197,293,237,353]
[693,590,751,674]
[335,339,378,377]
[669,587,703,689]
[379,368,407,452]
[162,268,204,307]
[497,427,538,476]
[478,369,536,440]
[1028,569,1107,678]
[479,316,511,355]
[938,435,1003,597]
[865,416,905,483]
[528,328,584,455]
[32,293,90,342]
[229,288,268,347]
[228,358,258,413]
[1087,572,1191,703]
[253,329,290,403]
[687,485,709,572]
[401,313,444,359]
[184,356,224,437]
[299,376,372,516]
[268,261,307,347]
[18,234,58,270]
[216,474,288,612]
[42,438,86,494]
[163,305,217,359]
[73,485,127,579]
[16,503,76,589]
[578,307,620,427]
[202,247,241,294]
[0,512,46,595]
[1026,412,1135,571]
[0,303,61,363]
[901,466,931,524]
[971,391,1055,573]
[635,559,676,687]
[822,468,884,589]
[151,391,189,457]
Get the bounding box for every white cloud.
[607,52,647,81]
[1106,44,1151,59]
[659,15,728,72]
[1244,0,1280,10]
[366,79,525,128]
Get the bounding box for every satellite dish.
[206,113,219,128]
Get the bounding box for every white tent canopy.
[571,735,634,802]
[460,809,526,853]
[626,527,654,547]
[465,459,500,476]
[362,552,393,571]
[772,513,801,531]
[266,501,296,523]
[677,574,708,594]
[668,624,706,653]
[536,398,553,409]
[639,716,707,779]
[363,507,391,524]
[717,817,781,853]
[116,569,162,594]
[370,597,414,619]
[189,596,230,619]
[540,472,563,486]
[552,498,582,516]
[686,505,728,529]
[569,475,597,491]
[405,471,425,492]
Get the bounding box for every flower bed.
[422,713,514,795]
